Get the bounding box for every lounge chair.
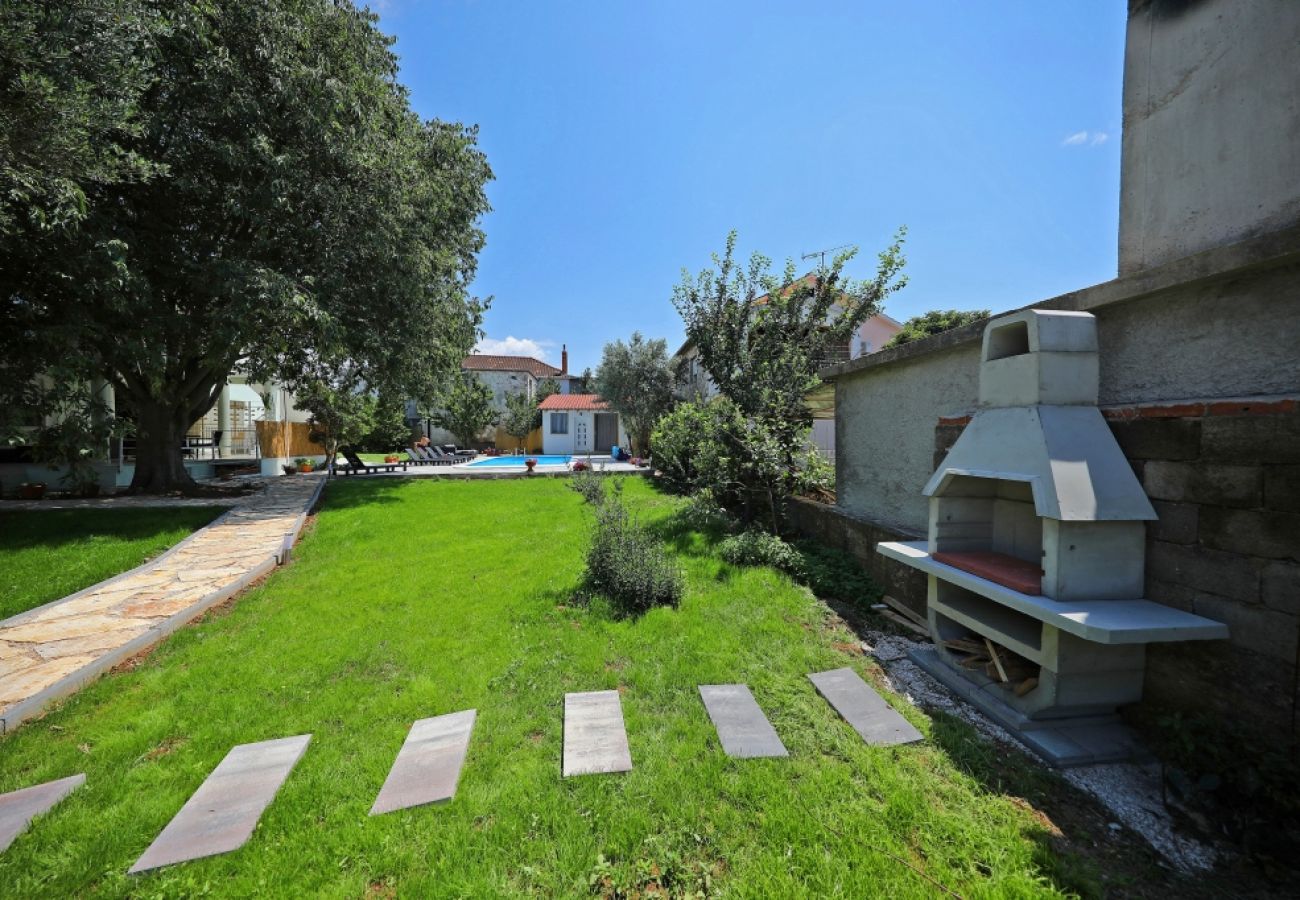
[442,444,477,459]
[338,448,407,476]
[413,446,456,466]
[405,448,438,467]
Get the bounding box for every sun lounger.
[339,448,407,476]
[417,446,457,465]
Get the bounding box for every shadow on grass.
[0,507,225,553]
[318,476,412,511]
[923,708,1162,899]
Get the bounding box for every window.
[550,412,569,434]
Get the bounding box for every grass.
[0,507,225,621]
[0,478,1134,896]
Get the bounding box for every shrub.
[676,488,736,533]
[569,469,605,505]
[584,493,684,614]
[719,530,804,577]
[794,541,882,606]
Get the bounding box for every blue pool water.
[466,455,573,467]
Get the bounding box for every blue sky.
[373,2,1128,373]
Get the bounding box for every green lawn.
[0,507,226,621]
[0,479,1139,896]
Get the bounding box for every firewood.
[1014,677,1039,697]
[984,638,1009,682]
[880,595,928,628]
[876,608,931,638]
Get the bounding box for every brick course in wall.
[927,396,1300,742]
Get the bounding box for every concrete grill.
[878,310,1229,765]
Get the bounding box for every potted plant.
[571,460,589,472]
[295,457,314,473]
[282,463,298,475]
[384,453,399,464]
[524,457,537,473]
[18,481,47,500]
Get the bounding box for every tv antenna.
[800,243,853,269]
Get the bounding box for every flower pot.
[524,459,537,473]
[299,464,314,474]
[18,482,47,500]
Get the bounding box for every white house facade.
[538,394,628,456]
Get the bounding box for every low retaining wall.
[787,498,926,620]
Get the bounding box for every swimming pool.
[466,455,573,467]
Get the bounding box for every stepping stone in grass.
[371,710,476,815]
[808,667,923,746]
[129,734,311,874]
[698,684,788,759]
[0,773,85,853]
[563,690,632,776]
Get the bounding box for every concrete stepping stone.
[698,684,788,758]
[808,667,923,746]
[129,734,311,874]
[370,710,476,815]
[0,773,85,852]
[563,690,632,776]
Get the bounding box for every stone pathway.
[129,734,312,874]
[0,672,926,870]
[698,684,788,758]
[0,476,323,734]
[809,667,924,746]
[0,773,84,852]
[370,709,476,815]
[563,690,633,776]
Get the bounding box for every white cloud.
[1062,130,1110,148]
[475,335,555,362]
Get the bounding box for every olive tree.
[593,333,674,455]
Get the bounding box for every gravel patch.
[860,628,1217,872]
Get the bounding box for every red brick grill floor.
[932,550,1043,595]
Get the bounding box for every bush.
[584,493,684,614]
[676,488,735,533]
[569,469,605,505]
[794,541,882,605]
[719,530,805,577]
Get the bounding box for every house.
[538,393,628,456]
[412,346,574,449]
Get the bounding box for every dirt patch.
[140,735,188,762]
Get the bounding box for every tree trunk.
[128,399,199,494]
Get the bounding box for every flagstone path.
[0,476,323,734]
[698,684,788,758]
[0,773,85,852]
[129,734,312,874]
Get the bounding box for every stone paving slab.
[808,667,924,747]
[0,773,85,852]
[0,476,322,734]
[563,691,632,776]
[370,710,476,815]
[698,685,788,758]
[129,734,311,874]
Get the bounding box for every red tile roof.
[538,393,610,411]
[462,354,561,377]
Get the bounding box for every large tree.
[1,1,491,493]
[593,333,674,455]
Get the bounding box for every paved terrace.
[0,476,323,734]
